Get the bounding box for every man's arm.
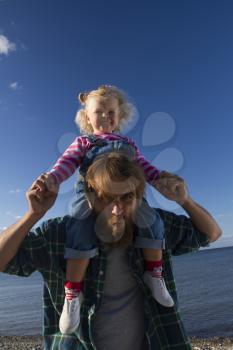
[156,172,222,243]
[181,198,221,243]
[0,175,58,272]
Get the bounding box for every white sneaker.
[143,272,174,307]
[59,292,84,334]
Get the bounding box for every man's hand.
[36,173,57,193]
[26,174,59,218]
[154,171,189,206]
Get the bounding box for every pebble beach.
[0,336,233,350]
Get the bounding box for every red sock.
[145,260,163,278]
[65,281,83,292]
[65,281,83,300]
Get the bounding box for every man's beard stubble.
[109,218,134,248]
[94,214,134,249]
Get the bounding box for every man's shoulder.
[39,215,71,230]
[155,208,177,222]
[26,215,71,257]
[156,208,190,223]
[156,207,194,234]
[155,207,190,239]
[155,208,209,254]
[32,215,71,243]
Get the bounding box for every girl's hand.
[154,171,189,205]
[36,173,57,193]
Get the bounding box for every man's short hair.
[85,151,146,202]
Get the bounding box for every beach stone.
[1,336,233,350]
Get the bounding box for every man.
[0,152,221,350]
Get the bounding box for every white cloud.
[214,213,233,219]
[15,215,22,219]
[0,34,16,55]
[9,188,22,194]
[5,211,12,216]
[9,81,21,90]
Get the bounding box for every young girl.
[43,85,174,334]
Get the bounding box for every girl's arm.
[133,142,181,196]
[47,136,88,185]
[133,144,161,184]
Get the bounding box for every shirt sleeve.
[3,218,67,277]
[125,137,161,184]
[48,136,87,184]
[157,209,210,256]
[3,228,49,277]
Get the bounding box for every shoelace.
[65,287,79,301]
[158,278,165,289]
[151,267,163,279]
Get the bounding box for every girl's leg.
[64,258,90,302]
[134,200,174,307]
[60,258,91,334]
[143,248,174,308]
[143,248,163,279]
[143,248,162,262]
[66,258,90,282]
[60,211,98,334]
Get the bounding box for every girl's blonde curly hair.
[75,85,135,134]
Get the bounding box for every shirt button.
[97,294,101,298]
[99,270,104,276]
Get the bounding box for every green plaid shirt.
[4,209,209,350]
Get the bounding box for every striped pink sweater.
[49,133,160,185]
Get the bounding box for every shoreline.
[0,336,233,349]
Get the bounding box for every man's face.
[92,188,138,244]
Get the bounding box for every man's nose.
[102,112,109,118]
[111,202,123,216]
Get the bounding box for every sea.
[0,246,233,337]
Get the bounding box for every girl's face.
[86,96,120,134]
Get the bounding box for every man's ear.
[87,197,94,209]
[85,183,96,209]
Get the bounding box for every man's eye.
[122,193,134,202]
[98,195,113,203]
[105,195,115,202]
[109,111,115,115]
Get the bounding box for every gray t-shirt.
[92,247,147,350]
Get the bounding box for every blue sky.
[0,0,232,248]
